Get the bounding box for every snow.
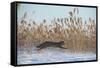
[17,46,96,65]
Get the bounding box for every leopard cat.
[36,41,67,50]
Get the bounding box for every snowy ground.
[17,45,96,65]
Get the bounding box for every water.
[17,46,96,65]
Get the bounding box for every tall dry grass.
[17,8,96,53]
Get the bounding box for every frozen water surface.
[17,45,96,65]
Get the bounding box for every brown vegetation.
[17,8,96,53]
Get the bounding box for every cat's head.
[59,41,64,45]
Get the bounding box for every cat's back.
[39,41,64,47]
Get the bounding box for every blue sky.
[17,3,96,24]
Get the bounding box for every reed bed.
[17,8,96,53]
